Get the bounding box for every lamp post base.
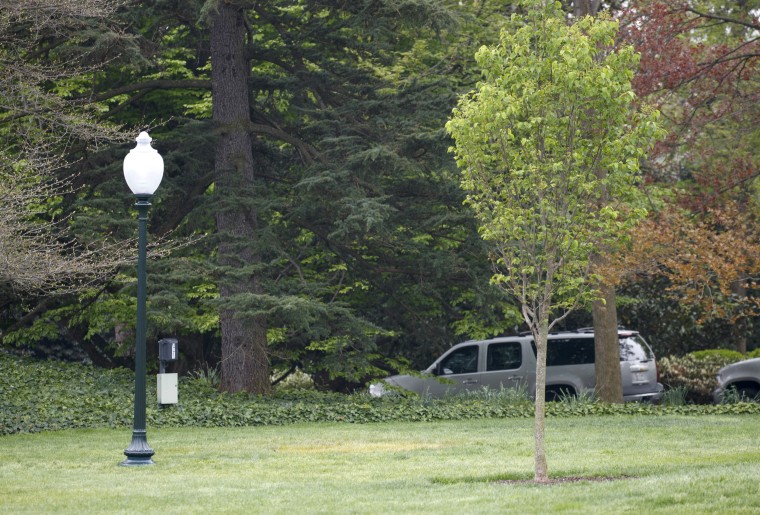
[120,430,155,466]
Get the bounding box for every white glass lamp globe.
[123,131,164,196]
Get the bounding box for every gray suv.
[369,329,664,402]
[713,358,760,402]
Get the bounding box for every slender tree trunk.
[592,260,623,403]
[533,314,549,482]
[210,2,270,393]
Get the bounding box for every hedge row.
[3,354,760,436]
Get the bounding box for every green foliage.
[446,2,665,479]
[189,363,221,389]
[8,0,754,401]
[6,354,760,436]
[1,314,63,348]
[0,1,135,306]
[689,349,745,362]
[457,384,533,405]
[0,354,135,434]
[658,352,742,403]
[14,0,517,382]
[615,275,760,359]
[451,291,523,339]
[660,385,689,407]
[446,1,664,324]
[273,368,316,392]
[556,388,597,407]
[719,386,756,404]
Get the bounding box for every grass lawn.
[2,414,760,514]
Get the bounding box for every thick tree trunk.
[592,269,623,403]
[573,0,621,403]
[210,2,270,394]
[572,0,600,18]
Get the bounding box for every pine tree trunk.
[210,2,270,394]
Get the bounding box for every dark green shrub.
[688,349,744,361]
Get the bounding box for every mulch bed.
[498,476,633,485]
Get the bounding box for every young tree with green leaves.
[446,1,662,481]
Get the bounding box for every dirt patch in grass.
[498,476,634,486]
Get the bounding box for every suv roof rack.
[519,329,594,336]
[573,327,636,334]
[516,327,637,337]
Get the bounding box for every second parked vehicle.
[712,358,760,403]
[369,329,664,402]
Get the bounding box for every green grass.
[3,415,760,513]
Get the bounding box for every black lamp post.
[121,131,163,466]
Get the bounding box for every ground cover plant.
[3,416,760,513]
[4,354,760,436]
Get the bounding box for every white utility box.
[157,373,178,405]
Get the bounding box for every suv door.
[541,337,596,395]
[426,344,482,396]
[480,341,527,392]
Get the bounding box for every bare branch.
[686,7,760,32]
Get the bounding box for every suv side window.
[486,342,522,371]
[532,338,595,366]
[440,345,479,375]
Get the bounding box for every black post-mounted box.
[158,338,178,362]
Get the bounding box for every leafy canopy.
[446,1,663,327]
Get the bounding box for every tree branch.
[84,79,212,102]
[700,53,760,67]
[686,8,760,31]
[249,122,320,165]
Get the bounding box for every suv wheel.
[729,384,760,402]
[545,386,575,402]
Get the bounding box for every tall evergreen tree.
[6,0,521,390]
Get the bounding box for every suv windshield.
[619,335,654,362]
